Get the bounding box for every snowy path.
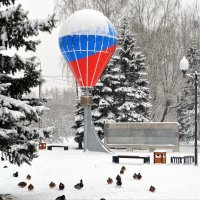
[0,144,200,200]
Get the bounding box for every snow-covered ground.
[1,140,200,200]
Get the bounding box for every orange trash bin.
[154,151,166,164]
[39,142,46,150]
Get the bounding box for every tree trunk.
[78,142,83,149]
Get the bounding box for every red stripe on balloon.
[68,45,116,87]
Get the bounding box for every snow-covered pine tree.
[0,0,56,165]
[73,99,84,149]
[177,40,200,141]
[114,17,151,122]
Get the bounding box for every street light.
[180,56,198,166]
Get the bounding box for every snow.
[1,141,200,200]
[59,9,116,38]
[0,94,39,117]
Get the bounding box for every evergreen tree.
[73,99,84,149]
[0,0,56,165]
[177,41,200,141]
[73,18,152,147]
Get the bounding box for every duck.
[49,181,56,188]
[137,173,142,180]
[120,169,124,174]
[74,179,83,190]
[149,185,156,192]
[59,182,65,190]
[55,195,66,200]
[26,174,31,180]
[28,184,34,191]
[116,179,122,187]
[116,175,121,181]
[107,177,113,184]
[121,166,126,171]
[18,182,27,188]
[13,171,18,177]
[133,173,138,179]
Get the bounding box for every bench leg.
[144,157,150,164]
[47,146,52,150]
[112,156,119,163]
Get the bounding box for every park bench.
[112,155,150,164]
[47,145,68,151]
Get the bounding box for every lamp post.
[180,56,198,166]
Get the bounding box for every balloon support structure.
[82,88,113,153]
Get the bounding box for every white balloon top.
[59,9,116,38]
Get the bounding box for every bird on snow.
[3,165,8,168]
[74,179,84,190]
[1,157,4,161]
[107,177,113,184]
[49,181,56,188]
[116,179,122,187]
[116,175,121,181]
[28,184,34,191]
[13,171,18,177]
[133,173,138,179]
[26,174,31,180]
[100,199,106,200]
[59,182,65,190]
[55,195,66,200]
[137,173,142,180]
[149,185,156,192]
[120,169,124,174]
[18,182,27,188]
[121,166,126,171]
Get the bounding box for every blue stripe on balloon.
[59,34,117,62]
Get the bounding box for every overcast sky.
[17,0,68,95]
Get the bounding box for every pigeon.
[120,169,124,174]
[137,173,142,180]
[74,179,83,190]
[133,173,138,179]
[13,171,18,177]
[28,184,34,191]
[116,179,122,187]
[55,195,66,200]
[149,185,156,192]
[116,175,121,181]
[59,182,65,190]
[27,174,31,180]
[121,166,126,171]
[107,177,113,184]
[3,165,8,168]
[18,182,27,188]
[49,181,56,188]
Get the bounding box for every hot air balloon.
[59,9,117,152]
[59,9,117,88]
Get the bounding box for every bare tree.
[129,0,200,121]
